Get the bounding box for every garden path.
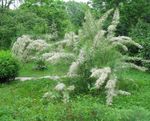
[15,75,67,81]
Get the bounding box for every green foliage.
[0,51,19,83]
[19,62,70,77]
[129,20,150,70]
[0,70,150,120]
[20,0,73,37]
[33,58,47,71]
[65,1,88,32]
[0,9,49,49]
[92,0,150,35]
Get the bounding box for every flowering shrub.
[42,52,75,64]
[12,35,49,62]
[0,51,19,83]
[42,8,149,105]
[66,8,149,105]
[43,83,75,103]
[33,57,47,71]
[12,32,78,64]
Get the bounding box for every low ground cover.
[0,69,150,121]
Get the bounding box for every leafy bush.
[92,0,150,35]
[0,51,19,83]
[33,58,47,71]
[0,9,49,49]
[20,0,73,37]
[45,9,145,105]
[65,1,88,32]
[129,20,150,71]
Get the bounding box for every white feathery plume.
[23,39,48,61]
[82,10,98,39]
[93,30,106,48]
[110,36,143,49]
[67,85,75,91]
[67,48,86,77]
[12,35,49,62]
[123,56,150,63]
[43,92,56,99]
[67,62,80,77]
[95,73,108,89]
[64,32,79,47]
[112,42,128,51]
[55,83,66,91]
[12,35,32,61]
[42,52,75,64]
[49,32,79,51]
[117,90,131,96]
[90,67,111,89]
[97,9,114,30]
[122,62,148,72]
[105,77,117,105]
[62,91,69,103]
[107,8,120,39]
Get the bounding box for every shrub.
[129,20,150,71]
[0,51,19,83]
[0,9,49,49]
[43,9,148,105]
[33,58,47,71]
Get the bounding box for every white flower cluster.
[12,35,49,62]
[90,67,117,105]
[67,48,86,77]
[12,35,32,61]
[124,56,150,63]
[43,83,75,103]
[105,77,117,105]
[105,9,143,52]
[66,8,147,105]
[90,67,111,89]
[97,9,114,30]
[93,30,106,48]
[110,36,143,51]
[117,90,131,96]
[64,32,79,48]
[107,8,120,39]
[90,67,130,105]
[55,83,66,91]
[122,62,148,72]
[49,32,79,51]
[42,52,75,64]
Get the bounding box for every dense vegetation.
[0,51,19,83]
[0,0,150,120]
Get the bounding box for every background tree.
[91,0,150,35]
[20,0,72,37]
[65,1,88,32]
[0,0,23,9]
[0,9,49,49]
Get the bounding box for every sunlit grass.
[0,69,150,120]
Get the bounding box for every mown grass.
[19,62,70,77]
[0,65,150,120]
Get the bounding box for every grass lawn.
[0,64,150,121]
[19,62,71,77]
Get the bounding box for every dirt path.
[15,75,66,81]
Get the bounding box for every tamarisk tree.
[67,8,149,105]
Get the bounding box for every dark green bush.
[33,58,47,71]
[0,51,19,83]
[92,0,150,35]
[0,9,49,49]
[129,20,150,71]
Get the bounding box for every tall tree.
[0,0,23,9]
[91,0,150,35]
[65,1,88,31]
[20,0,72,37]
